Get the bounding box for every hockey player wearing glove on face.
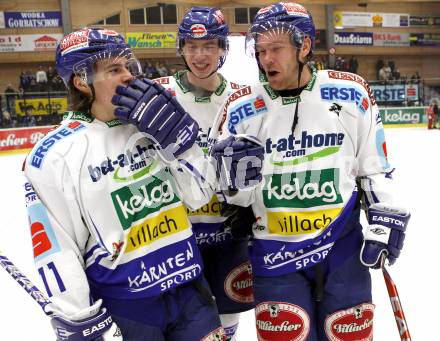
[210,2,410,340]
[23,28,229,341]
[146,8,258,340]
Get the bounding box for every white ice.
[0,127,437,340]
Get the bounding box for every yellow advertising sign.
[15,97,68,116]
[126,32,177,49]
[333,11,344,27]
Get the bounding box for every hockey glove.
[112,78,199,162]
[50,300,122,341]
[210,135,264,191]
[360,203,410,269]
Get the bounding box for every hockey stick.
[380,254,412,341]
[0,249,53,316]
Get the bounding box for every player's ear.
[300,36,312,61]
[73,76,91,96]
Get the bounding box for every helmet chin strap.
[291,48,304,134]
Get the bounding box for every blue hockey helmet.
[56,28,141,86]
[178,7,229,68]
[246,2,316,58]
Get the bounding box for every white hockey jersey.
[24,112,216,315]
[155,71,243,248]
[210,68,395,277]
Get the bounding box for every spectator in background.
[26,71,36,89]
[411,71,421,84]
[335,56,343,71]
[47,66,56,85]
[19,71,29,92]
[156,62,168,77]
[144,61,160,79]
[376,58,384,80]
[1,110,13,128]
[349,56,359,74]
[21,106,37,127]
[393,68,401,82]
[28,79,40,95]
[51,75,66,92]
[36,65,48,89]
[379,63,392,82]
[384,62,392,80]
[4,84,17,114]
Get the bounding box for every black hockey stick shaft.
[381,255,412,341]
[0,250,53,316]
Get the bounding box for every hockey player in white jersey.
[210,2,410,340]
[22,27,263,341]
[152,7,255,340]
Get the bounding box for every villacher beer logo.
[325,303,374,341]
[224,262,254,303]
[256,302,310,341]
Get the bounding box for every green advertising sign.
[126,32,176,49]
[379,106,427,125]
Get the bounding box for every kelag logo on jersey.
[228,96,267,133]
[266,130,344,166]
[262,169,343,237]
[320,84,369,114]
[263,169,343,209]
[111,173,180,230]
[31,121,85,169]
[88,144,156,183]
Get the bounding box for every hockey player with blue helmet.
[150,7,258,341]
[24,27,232,340]
[177,6,229,80]
[210,2,410,340]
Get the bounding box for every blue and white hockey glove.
[112,78,199,162]
[360,203,410,269]
[50,300,122,341]
[210,135,264,191]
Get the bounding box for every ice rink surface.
[0,126,437,340]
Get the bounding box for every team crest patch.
[224,262,254,303]
[201,326,226,341]
[60,29,90,55]
[325,303,374,341]
[256,302,310,341]
[282,3,309,17]
[191,24,208,38]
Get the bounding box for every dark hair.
[67,76,92,113]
